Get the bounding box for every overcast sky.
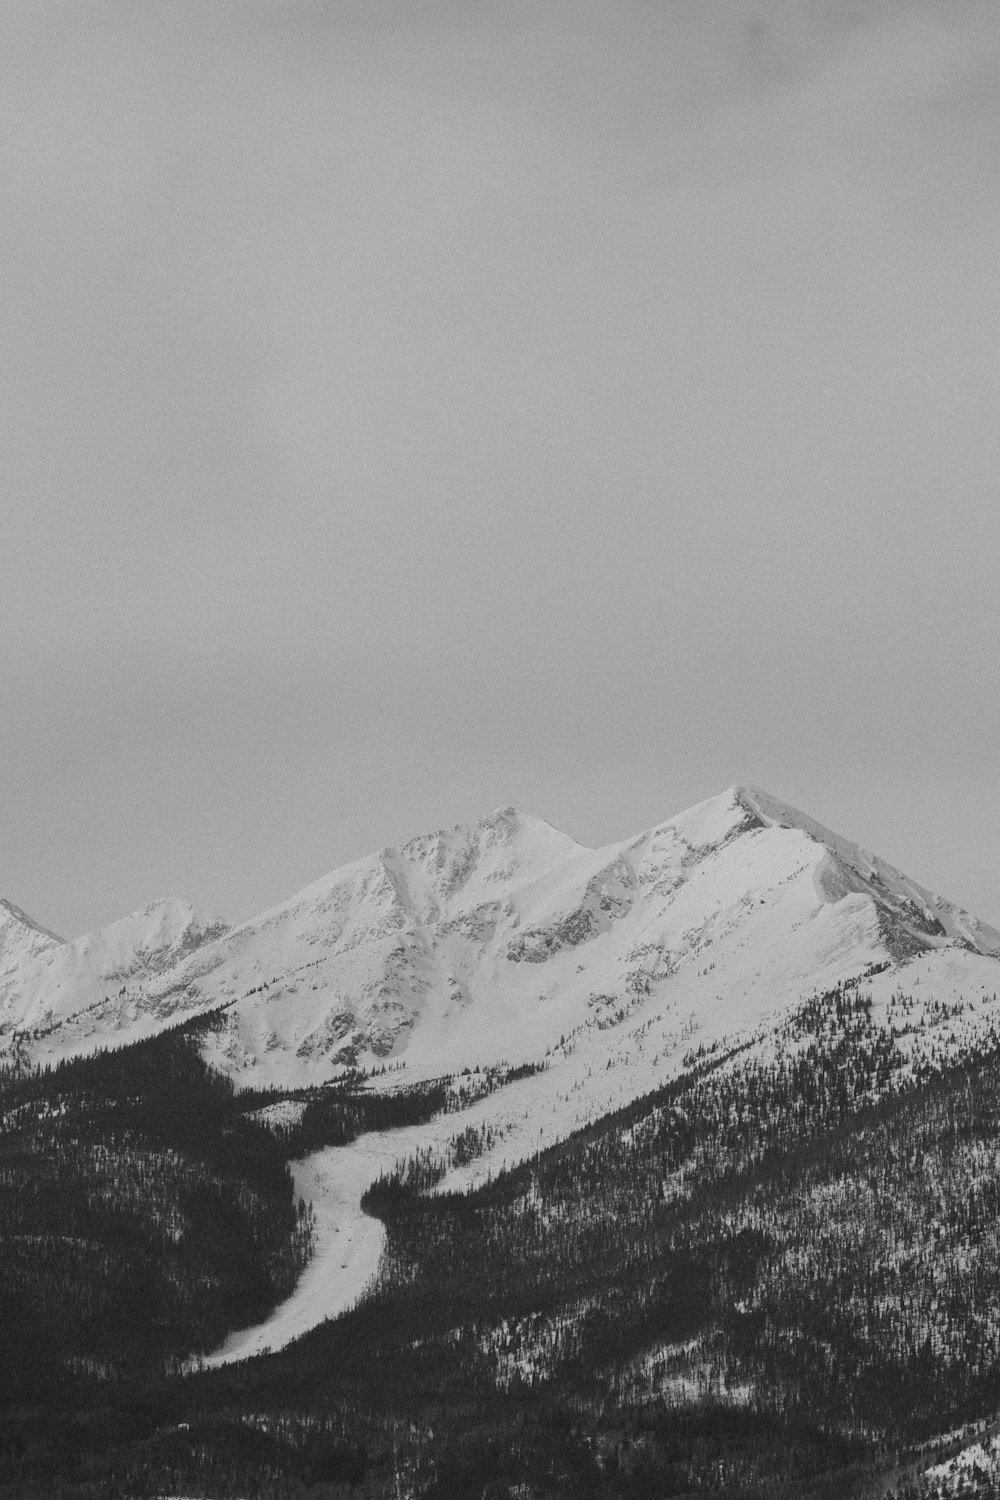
[2,0,998,939]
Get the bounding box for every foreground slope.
[0,1017,312,1398]
[15,973,1000,1498]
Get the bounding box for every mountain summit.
[0,897,229,1043]
[3,786,997,1088]
[0,898,63,981]
[730,784,997,955]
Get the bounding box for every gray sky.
[2,0,998,939]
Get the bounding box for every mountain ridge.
[3,786,998,1083]
[0,896,64,981]
[0,896,230,1041]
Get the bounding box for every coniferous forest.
[4,991,1000,1497]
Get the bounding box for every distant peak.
[478,805,545,834]
[387,806,542,859]
[64,897,230,950]
[479,803,522,826]
[0,898,63,945]
[115,896,228,934]
[732,785,830,834]
[719,786,1000,959]
[132,896,194,920]
[477,805,587,850]
[394,804,581,847]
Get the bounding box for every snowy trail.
[204,1146,385,1365]
[201,1066,575,1367]
[203,1115,462,1366]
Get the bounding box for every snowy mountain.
[4,787,998,1089]
[6,784,1000,1498]
[0,897,229,1043]
[0,898,62,981]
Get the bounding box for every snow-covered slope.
[0,898,62,981]
[5,787,999,1084]
[174,785,999,1088]
[0,898,229,1043]
[740,786,996,957]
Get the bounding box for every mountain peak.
[92,897,230,966]
[6,784,1000,1081]
[0,898,63,945]
[0,898,64,980]
[0,896,231,1041]
[478,803,560,830]
[732,783,837,833]
[476,804,585,848]
[724,785,1000,958]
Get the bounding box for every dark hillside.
[139,983,1000,1497]
[7,983,1000,1496]
[0,1016,312,1406]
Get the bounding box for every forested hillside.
[7,981,1000,1495]
[0,1016,313,1402]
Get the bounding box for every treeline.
[243,1059,543,1158]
